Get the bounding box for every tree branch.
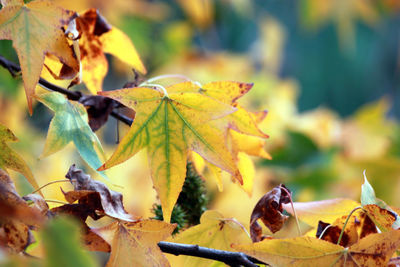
[0,55,133,126]
[158,241,266,267]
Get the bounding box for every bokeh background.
[1,0,400,243]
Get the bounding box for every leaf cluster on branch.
[1,1,400,267]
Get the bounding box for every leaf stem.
[280,186,302,236]
[44,199,69,205]
[140,74,192,85]
[28,179,70,195]
[337,206,363,245]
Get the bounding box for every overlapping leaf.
[0,0,79,113]
[283,198,360,227]
[172,81,270,194]
[36,92,106,176]
[94,220,175,267]
[98,82,242,222]
[0,123,39,191]
[233,230,400,267]
[75,8,146,94]
[170,210,251,267]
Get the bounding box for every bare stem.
[280,186,302,236]
[29,179,70,195]
[337,206,363,245]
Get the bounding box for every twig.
[0,55,133,126]
[157,241,266,267]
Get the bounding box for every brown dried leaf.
[316,216,358,247]
[0,221,34,253]
[359,212,377,239]
[50,203,110,252]
[0,169,43,226]
[64,164,133,221]
[250,184,291,242]
[79,95,116,131]
[22,194,49,217]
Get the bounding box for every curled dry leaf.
[250,184,291,242]
[64,164,133,221]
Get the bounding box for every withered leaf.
[0,169,42,253]
[79,95,117,131]
[51,203,110,252]
[0,169,43,226]
[250,184,291,242]
[0,221,33,253]
[22,194,50,217]
[316,216,358,247]
[64,164,133,221]
[75,9,146,94]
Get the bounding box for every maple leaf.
[171,81,270,194]
[98,83,242,222]
[233,230,400,267]
[93,220,175,267]
[0,123,39,191]
[0,0,79,113]
[36,92,106,176]
[75,9,146,94]
[283,198,360,227]
[170,210,251,267]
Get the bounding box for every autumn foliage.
[1,0,400,266]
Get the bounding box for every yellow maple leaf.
[0,0,79,113]
[98,82,242,222]
[93,220,175,267]
[169,210,251,267]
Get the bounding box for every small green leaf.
[361,170,376,206]
[42,216,97,267]
[36,92,106,178]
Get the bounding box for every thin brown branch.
[0,55,133,126]
[158,241,266,267]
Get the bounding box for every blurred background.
[1,0,400,238]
